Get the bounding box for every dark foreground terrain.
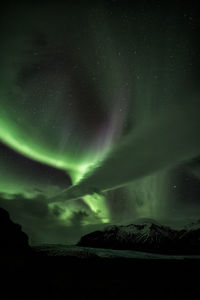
[1,207,200,299]
[1,250,200,300]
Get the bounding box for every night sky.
[0,1,200,244]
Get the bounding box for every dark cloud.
[0,192,107,244]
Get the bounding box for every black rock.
[77,221,200,255]
[0,207,32,255]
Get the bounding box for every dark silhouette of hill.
[0,207,32,255]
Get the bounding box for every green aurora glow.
[0,2,200,243]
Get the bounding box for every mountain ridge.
[77,220,200,254]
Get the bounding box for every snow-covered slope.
[77,221,200,254]
[33,244,200,260]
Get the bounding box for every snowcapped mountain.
[77,221,200,255]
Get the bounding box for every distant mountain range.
[77,220,200,255]
[2,202,200,257]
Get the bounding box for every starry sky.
[0,1,200,244]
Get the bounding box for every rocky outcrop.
[0,207,31,255]
[77,221,200,255]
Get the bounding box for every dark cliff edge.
[0,207,32,256]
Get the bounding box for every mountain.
[77,220,200,255]
[0,207,32,255]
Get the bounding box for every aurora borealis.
[0,1,200,244]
